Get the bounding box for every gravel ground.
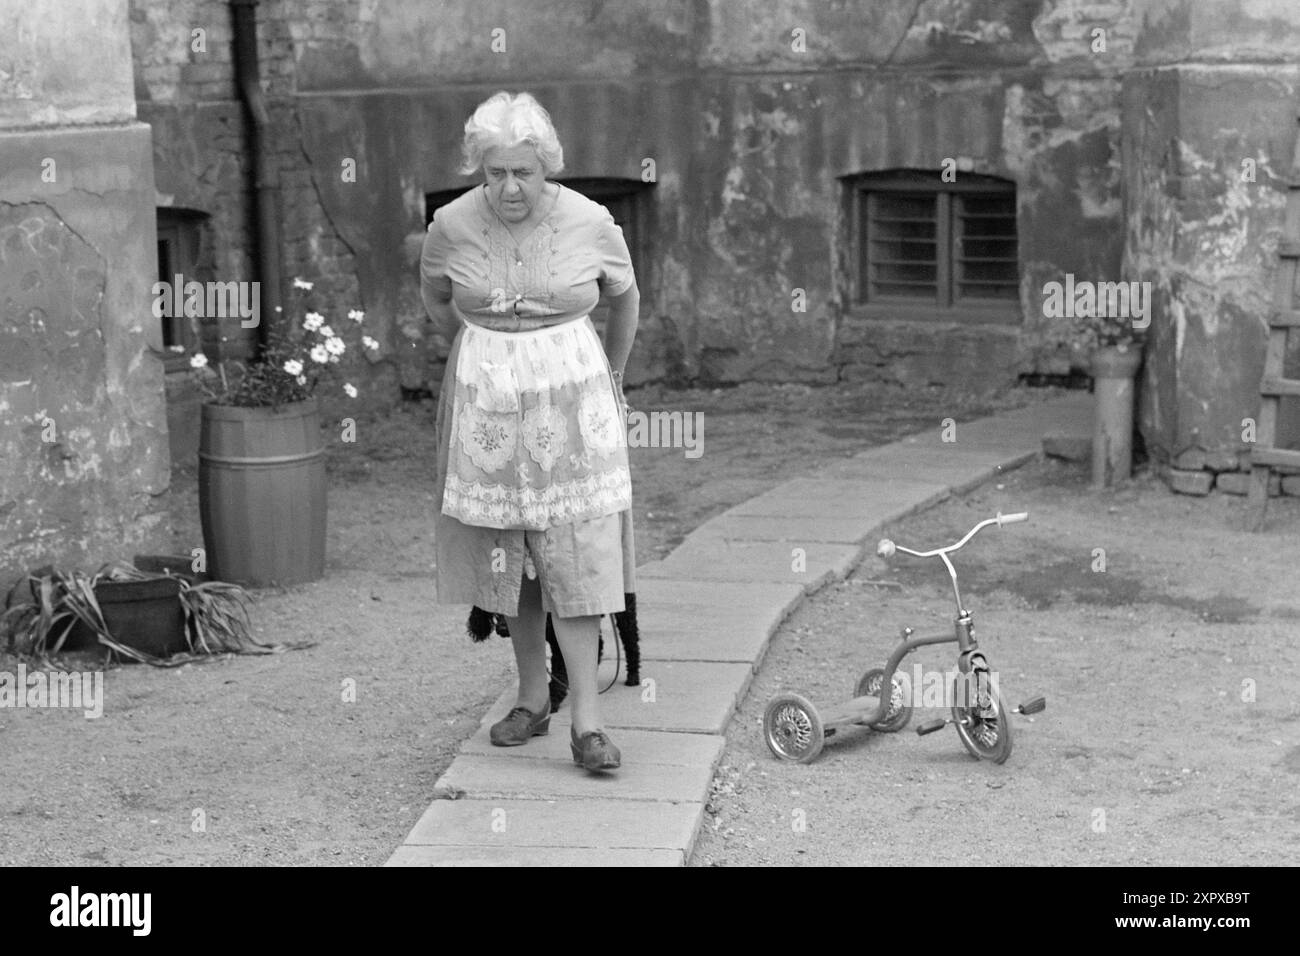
[690,457,1300,866]
[0,379,1057,866]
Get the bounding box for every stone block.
[1215,471,1280,496]
[1161,467,1213,496]
[1173,448,1208,470]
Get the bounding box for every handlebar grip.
[997,511,1029,525]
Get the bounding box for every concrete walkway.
[385,392,1094,866]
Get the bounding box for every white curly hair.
[459,91,565,176]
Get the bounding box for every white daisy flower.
[310,344,329,364]
[361,335,379,351]
[348,309,365,323]
[329,354,340,364]
[325,336,345,356]
[283,359,304,376]
[318,325,334,339]
[303,312,324,332]
[343,384,357,398]
[189,353,209,369]
[296,375,307,386]
[293,277,314,290]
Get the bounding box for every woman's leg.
[502,574,550,713]
[550,614,602,735]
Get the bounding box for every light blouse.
[420,182,635,332]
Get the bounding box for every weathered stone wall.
[1123,0,1300,487]
[130,0,1143,403]
[125,0,1300,431]
[0,0,169,587]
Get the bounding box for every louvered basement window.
[850,171,1019,319]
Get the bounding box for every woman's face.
[482,144,546,224]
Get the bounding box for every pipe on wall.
[230,0,283,346]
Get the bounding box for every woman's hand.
[614,377,631,422]
[423,292,461,341]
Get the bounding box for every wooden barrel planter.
[198,398,326,588]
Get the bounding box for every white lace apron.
[442,316,631,530]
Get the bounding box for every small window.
[847,170,1018,320]
[155,208,208,371]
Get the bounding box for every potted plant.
[185,279,377,587]
[1,562,267,665]
[1070,293,1147,488]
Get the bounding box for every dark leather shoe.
[570,728,621,771]
[490,700,551,746]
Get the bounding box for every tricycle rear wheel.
[856,667,912,733]
[763,692,825,763]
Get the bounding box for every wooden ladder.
[1247,106,1300,530]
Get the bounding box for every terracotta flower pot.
[1091,346,1143,487]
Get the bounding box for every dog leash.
[545,613,623,696]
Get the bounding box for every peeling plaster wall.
[309,0,1134,391]
[132,0,1297,410]
[133,0,1136,399]
[1124,0,1300,472]
[1,0,169,587]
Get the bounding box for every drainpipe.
[230,0,282,347]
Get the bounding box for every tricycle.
[763,511,1046,765]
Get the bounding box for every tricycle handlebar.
[876,511,1029,561]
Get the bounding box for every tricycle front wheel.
[951,674,1012,764]
[763,692,825,763]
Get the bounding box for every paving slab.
[465,701,726,766]
[476,659,755,735]
[814,446,1035,493]
[632,578,804,617]
[680,513,880,545]
[728,477,948,519]
[432,752,715,803]
[634,602,779,663]
[894,396,1092,454]
[589,659,755,733]
[639,540,862,593]
[386,845,683,866]
[402,798,703,850]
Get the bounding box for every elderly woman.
[420,91,638,772]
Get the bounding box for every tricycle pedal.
[916,718,948,736]
[1016,696,1046,715]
